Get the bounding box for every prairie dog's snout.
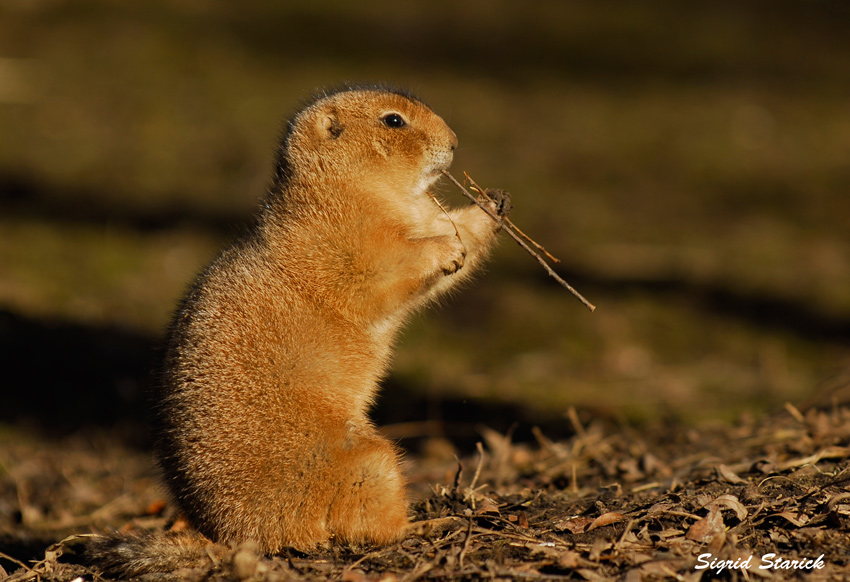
[429,116,457,168]
[430,131,457,173]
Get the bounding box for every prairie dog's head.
[278,87,457,199]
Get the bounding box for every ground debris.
[2,404,850,581]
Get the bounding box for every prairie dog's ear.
[319,109,344,139]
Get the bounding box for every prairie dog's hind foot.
[325,431,409,548]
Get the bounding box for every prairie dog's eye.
[382,113,406,128]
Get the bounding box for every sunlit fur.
[155,86,508,554]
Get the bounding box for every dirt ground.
[2,392,850,581]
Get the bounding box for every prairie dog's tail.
[84,530,229,578]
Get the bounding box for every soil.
[2,400,849,581]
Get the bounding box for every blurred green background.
[1,0,848,433]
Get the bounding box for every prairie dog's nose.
[448,128,458,150]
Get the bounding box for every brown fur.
[148,86,509,556]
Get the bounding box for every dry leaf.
[774,511,808,527]
[827,492,850,513]
[716,464,747,484]
[474,498,500,516]
[685,506,725,543]
[704,494,747,521]
[587,511,626,532]
[646,502,675,516]
[554,515,595,533]
[775,446,850,471]
[518,511,529,529]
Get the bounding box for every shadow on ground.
[0,308,584,451]
[3,291,848,450]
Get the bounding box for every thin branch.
[0,550,29,572]
[464,173,561,264]
[458,517,475,569]
[426,190,464,248]
[469,442,486,492]
[441,170,596,312]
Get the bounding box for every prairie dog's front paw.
[481,188,512,218]
[441,238,467,275]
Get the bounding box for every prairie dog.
[155,86,511,554]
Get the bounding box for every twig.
[0,550,29,573]
[406,516,467,538]
[349,541,403,569]
[566,406,587,439]
[464,173,560,264]
[458,517,475,569]
[784,402,806,424]
[426,190,464,248]
[441,170,596,312]
[469,442,486,492]
[452,457,463,494]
